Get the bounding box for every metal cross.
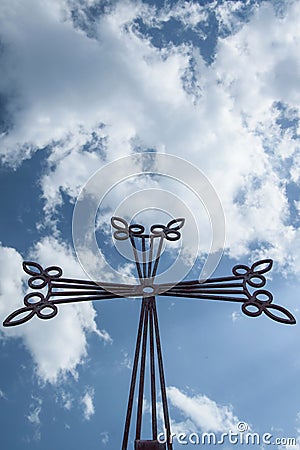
[3,217,296,450]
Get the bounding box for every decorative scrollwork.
[3,291,58,326]
[232,259,272,288]
[2,251,296,326]
[23,261,63,289]
[162,259,296,325]
[3,260,137,327]
[242,298,296,325]
[3,262,62,326]
[111,216,185,241]
[231,259,295,324]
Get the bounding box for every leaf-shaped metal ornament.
[264,304,296,325]
[251,259,273,274]
[111,216,129,240]
[167,218,185,230]
[3,307,36,327]
[161,218,185,241]
[23,261,43,276]
[111,216,129,230]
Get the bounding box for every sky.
[0,0,300,449]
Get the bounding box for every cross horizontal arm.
[159,259,296,325]
[3,261,142,327]
[3,259,296,327]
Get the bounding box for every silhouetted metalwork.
[2,216,296,450]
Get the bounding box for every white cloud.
[0,240,111,384]
[0,0,296,273]
[0,389,6,400]
[56,390,73,411]
[26,396,42,441]
[281,444,300,450]
[81,387,95,420]
[142,1,209,30]
[0,245,28,339]
[167,386,242,433]
[27,405,42,426]
[278,413,300,449]
[231,311,240,322]
[120,351,132,370]
[0,0,189,164]
[100,431,109,445]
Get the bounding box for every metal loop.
[164,229,181,241]
[111,216,130,240]
[245,273,266,288]
[232,264,250,276]
[166,218,185,230]
[264,304,296,324]
[111,216,129,230]
[36,303,58,320]
[28,276,48,289]
[252,289,273,304]
[129,224,145,236]
[242,301,263,317]
[150,224,166,236]
[250,259,273,274]
[113,230,130,240]
[24,292,45,307]
[23,261,43,276]
[44,266,63,278]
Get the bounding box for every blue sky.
[1,0,300,449]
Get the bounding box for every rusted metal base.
[135,440,166,450]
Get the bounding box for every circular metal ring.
[165,229,181,241]
[113,230,130,240]
[129,224,145,236]
[150,224,166,236]
[232,264,250,276]
[28,276,48,289]
[44,266,63,278]
[246,273,265,288]
[24,292,45,307]
[242,301,263,317]
[36,303,58,320]
[252,289,273,304]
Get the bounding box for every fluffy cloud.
[100,431,109,445]
[0,240,111,383]
[1,0,298,273]
[81,387,95,420]
[0,389,6,400]
[26,396,42,441]
[278,412,300,449]
[167,386,241,433]
[0,245,28,338]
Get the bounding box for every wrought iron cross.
[3,217,296,450]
